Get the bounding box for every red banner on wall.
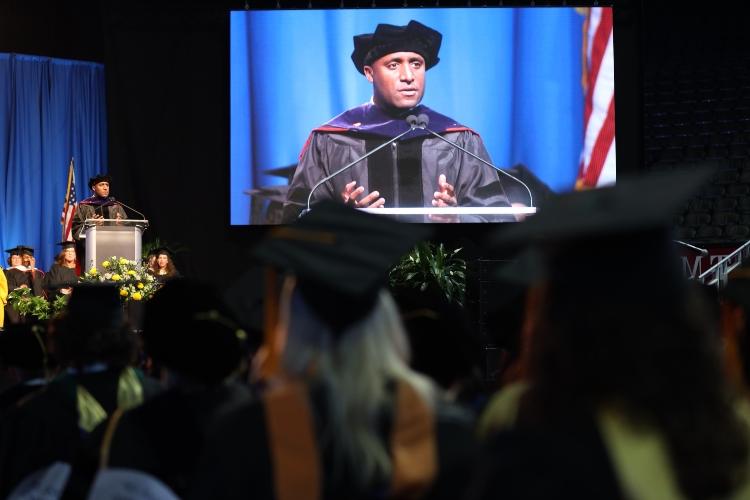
[681,246,740,279]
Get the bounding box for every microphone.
[303,116,420,215]
[106,197,148,221]
[415,113,535,208]
[673,240,709,257]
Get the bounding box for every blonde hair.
[281,288,434,488]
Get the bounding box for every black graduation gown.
[0,368,161,497]
[153,271,180,285]
[3,267,45,324]
[189,382,478,500]
[0,379,46,417]
[465,415,623,500]
[98,382,252,498]
[44,264,78,301]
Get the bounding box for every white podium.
[83,219,149,272]
[356,206,536,223]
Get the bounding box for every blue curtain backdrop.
[0,53,107,271]
[230,8,588,224]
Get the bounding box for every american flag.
[61,158,77,241]
[576,7,616,189]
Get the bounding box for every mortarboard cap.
[152,247,174,257]
[262,164,298,183]
[489,168,712,250]
[88,174,112,189]
[351,20,442,75]
[489,168,713,308]
[18,246,35,256]
[57,241,76,250]
[55,284,130,366]
[5,246,21,255]
[66,283,124,332]
[143,279,247,383]
[254,200,431,334]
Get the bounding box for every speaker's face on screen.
[364,51,426,111]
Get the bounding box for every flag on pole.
[61,158,77,241]
[576,7,616,189]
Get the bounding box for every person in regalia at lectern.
[2,246,45,325]
[71,174,128,241]
[283,20,510,221]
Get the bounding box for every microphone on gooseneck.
[301,116,421,217]
[415,113,535,208]
[106,197,148,221]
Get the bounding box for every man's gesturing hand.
[432,174,456,207]
[341,181,385,208]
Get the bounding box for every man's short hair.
[351,20,442,75]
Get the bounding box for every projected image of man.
[283,20,510,221]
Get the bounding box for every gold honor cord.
[99,407,125,469]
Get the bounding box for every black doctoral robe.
[89,381,253,498]
[0,367,161,497]
[284,103,511,222]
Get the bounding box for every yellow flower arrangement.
[80,255,160,302]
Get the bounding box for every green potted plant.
[389,242,467,306]
[8,288,69,321]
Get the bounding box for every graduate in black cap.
[76,279,253,498]
[0,323,50,415]
[0,284,161,497]
[71,174,128,242]
[191,201,478,500]
[19,246,46,297]
[44,241,80,301]
[469,169,750,500]
[2,246,45,325]
[147,247,180,284]
[283,20,510,221]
